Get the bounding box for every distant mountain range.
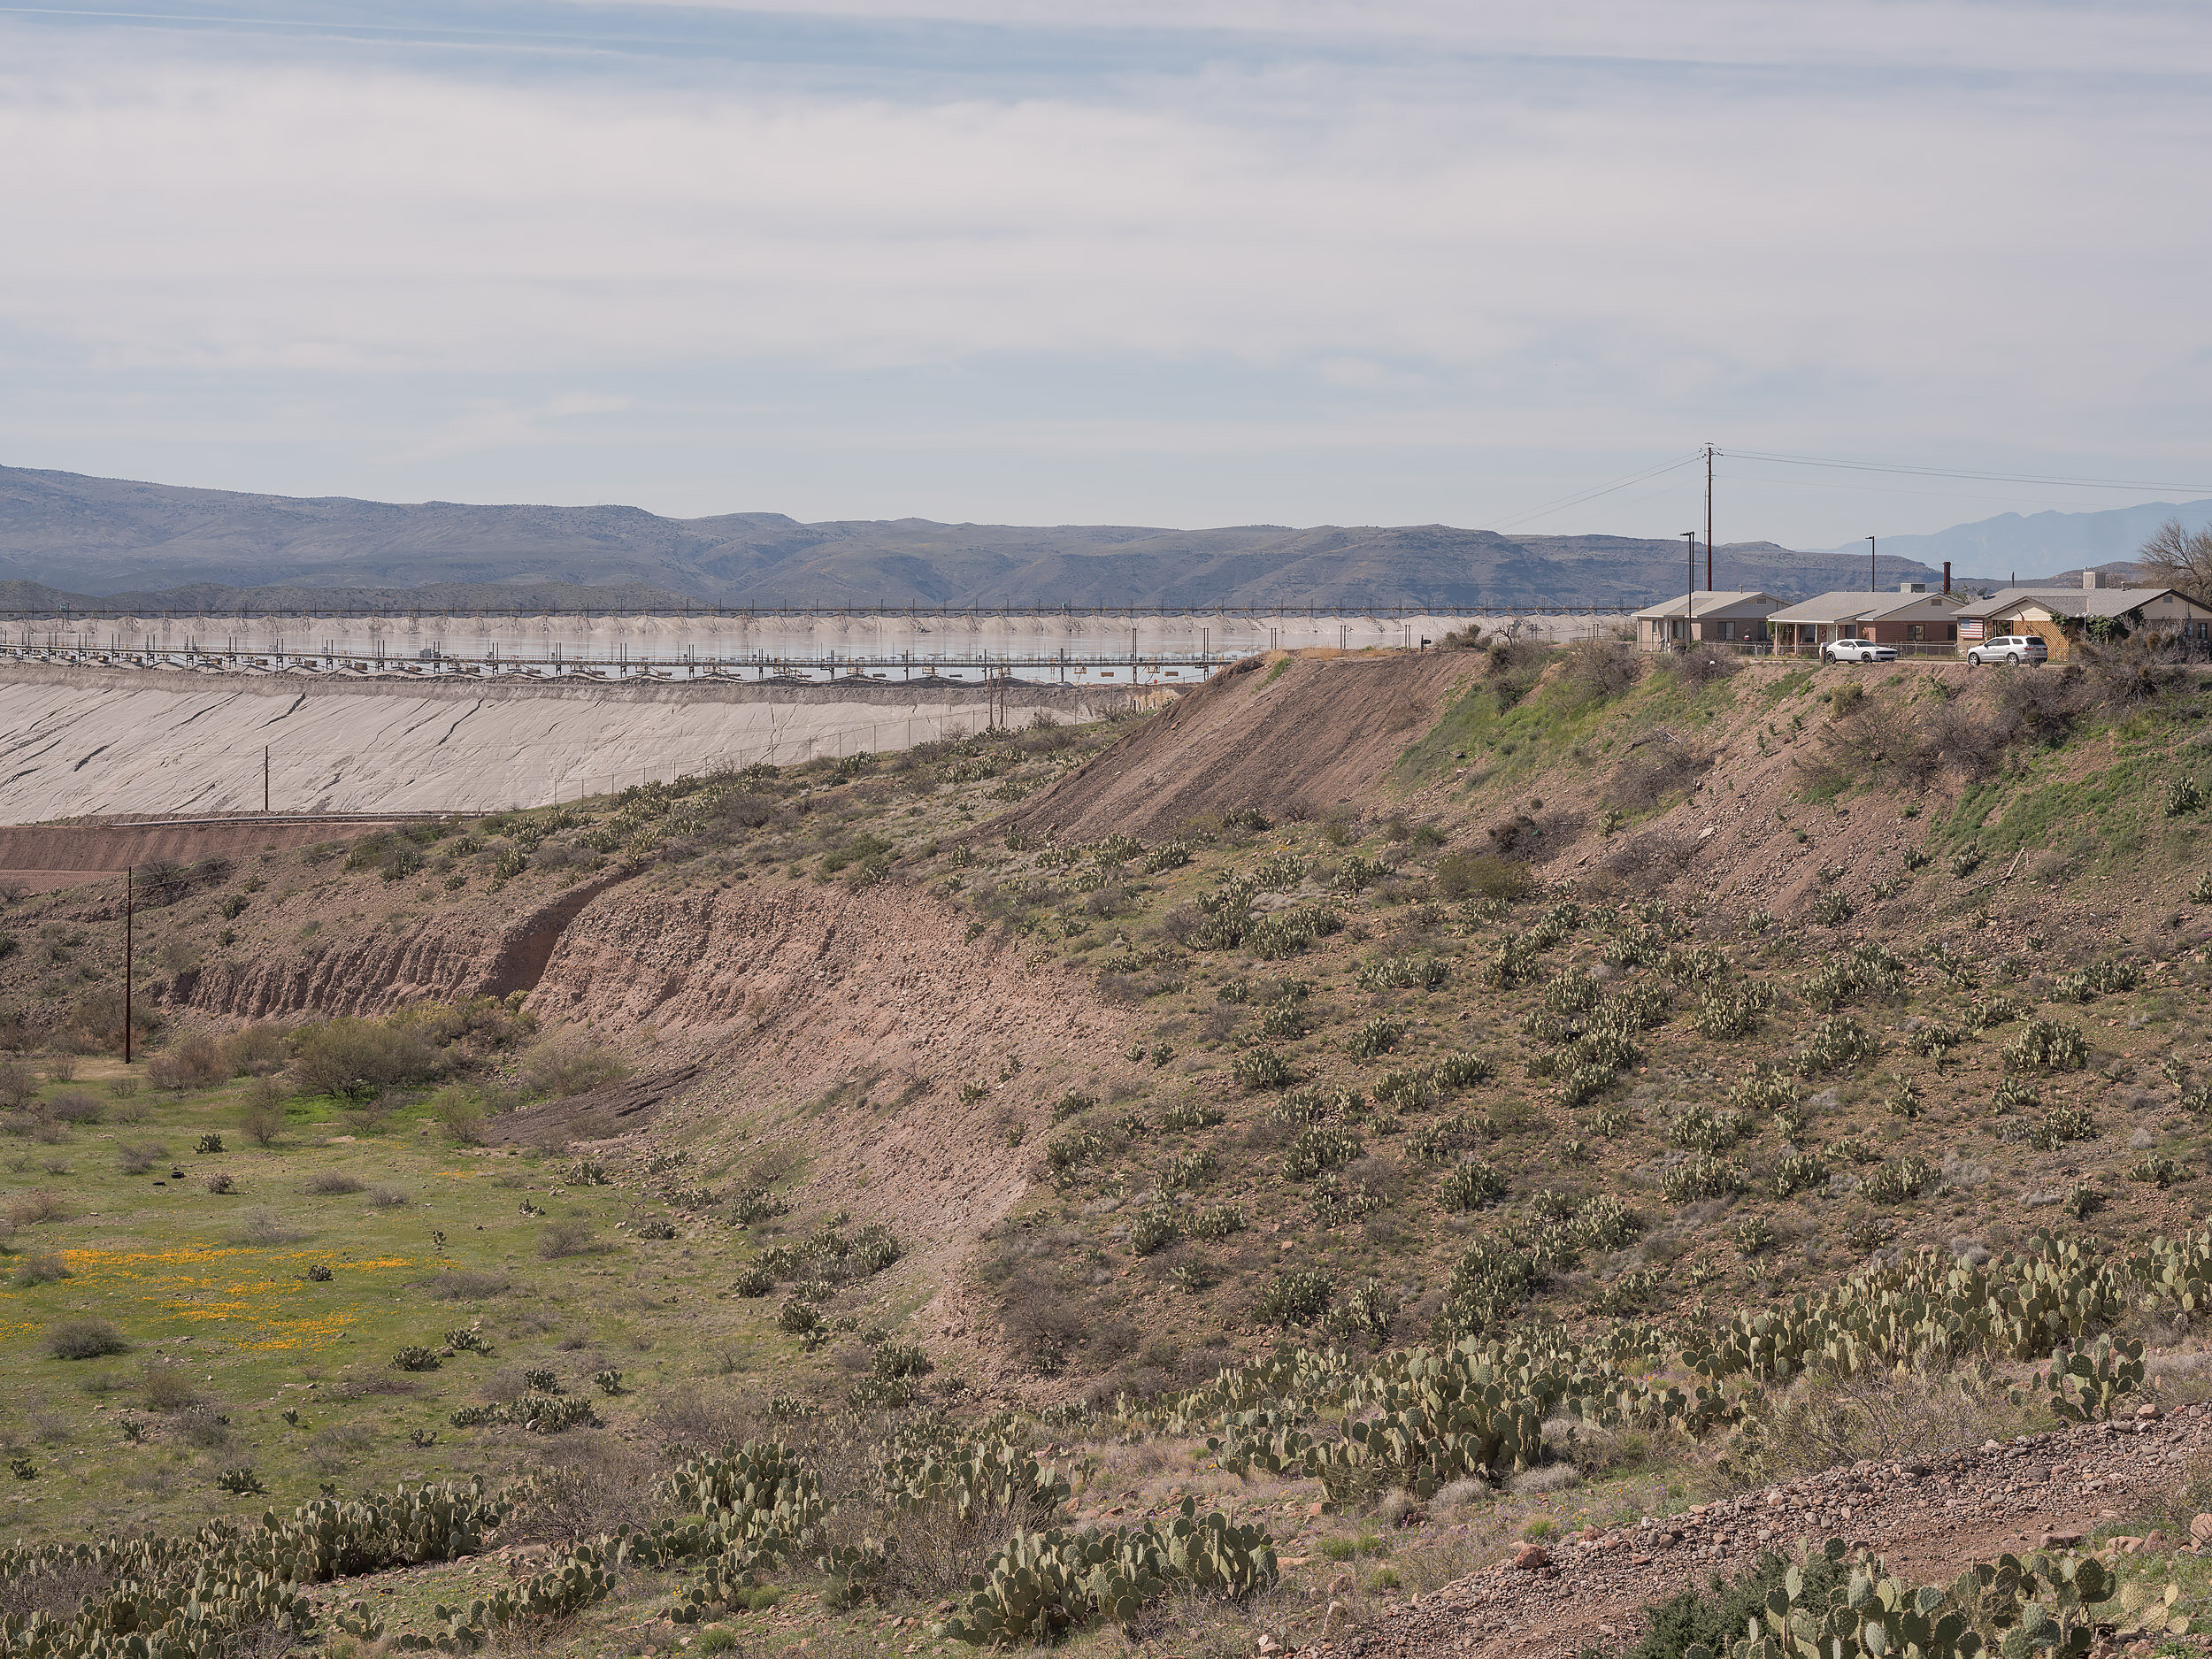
[0,463,2198,611]
[1827,496,2212,579]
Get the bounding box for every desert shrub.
[146,1033,225,1091]
[1603,739,1705,809]
[45,1092,103,1125]
[292,1017,434,1100]
[303,1171,366,1195]
[4,1189,69,1226]
[1434,853,1532,902]
[218,1023,289,1077]
[520,1035,631,1100]
[1563,638,1640,702]
[239,1084,286,1148]
[115,1141,165,1175]
[0,1064,35,1110]
[45,1318,127,1360]
[140,1363,197,1410]
[539,1217,603,1259]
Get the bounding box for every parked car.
[1964,634,2048,666]
[1822,638,1898,664]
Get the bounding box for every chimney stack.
[2084,569,2098,590]
[1942,560,1951,595]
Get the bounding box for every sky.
[2,0,2210,546]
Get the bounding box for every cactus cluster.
[941,1499,1278,1645]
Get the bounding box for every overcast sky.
[2,0,2208,544]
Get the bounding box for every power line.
[1720,449,2212,497]
[1488,451,1705,533]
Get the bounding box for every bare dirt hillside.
[1001,651,1478,841]
[531,879,1141,1380]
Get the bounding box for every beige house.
[1766,585,1967,652]
[1631,591,1784,653]
[1958,573,2212,661]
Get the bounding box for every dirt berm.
[998,651,1474,841]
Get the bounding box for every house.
[1631,591,1784,653]
[1955,572,2212,662]
[1766,584,1967,653]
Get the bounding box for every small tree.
[2139,517,2212,605]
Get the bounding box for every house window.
[1718,620,1735,641]
[1840,624,1859,639]
[1907,623,1924,641]
[1947,624,1958,641]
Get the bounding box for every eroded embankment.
[1001,650,1476,841]
[523,879,1139,1380]
[175,867,637,1020]
[0,663,1141,821]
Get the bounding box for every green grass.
[0,1067,794,1539]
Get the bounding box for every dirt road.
[1313,1409,2205,1659]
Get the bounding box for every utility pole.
[264,746,270,813]
[123,866,134,1064]
[1705,443,1715,592]
[1869,535,1877,594]
[1682,531,1697,649]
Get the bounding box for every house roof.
[1970,586,2185,619]
[1765,589,1965,626]
[1631,591,1782,620]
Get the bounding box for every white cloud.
[0,3,2208,536]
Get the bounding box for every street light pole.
[1869,535,1877,593]
[1682,531,1697,650]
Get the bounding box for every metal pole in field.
[1869,535,1876,593]
[264,746,270,813]
[1682,532,1696,649]
[123,866,134,1064]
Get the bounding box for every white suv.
[1822,638,1897,664]
[1965,634,2048,666]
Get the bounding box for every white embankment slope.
[0,664,1143,821]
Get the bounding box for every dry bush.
[1988,664,2088,747]
[303,1171,365,1196]
[45,1317,128,1360]
[1667,640,1740,687]
[146,1033,225,1092]
[1737,1363,2033,1486]
[140,1362,198,1411]
[520,1035,631,1101]
[1602,734,1706,808]
[1434,853,1532,902]
[219,1024,289,1078]
[116,1141,165,1175]
[46,1092,104,1125]
[1602,829,1701,891]
[995,1265,1089,1372]
[504,1439,664,1547]
[0,1552,119,1622]
[4,1189,70,1226]
[641,1384,761,1460]
[227,1209,310,1246]
[0,1064,35,1110]
[537,1216,603,1259]
[1562,638,1641,702]
[2075,637,2189,711]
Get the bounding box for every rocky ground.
[1312,1405,2212,1659]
